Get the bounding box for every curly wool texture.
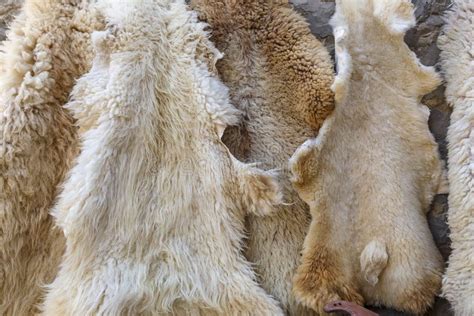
[42,0,284,314]
[0,0,103,314]
[289,0,444,314]
[190,1,334,314]
[438,1,474,315]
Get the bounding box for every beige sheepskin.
[0,0,22,38]
[190,0,335,313]
[42,0,285,314]
[0,0,103,314]
[289,0,445,314]
[438,1,474,315]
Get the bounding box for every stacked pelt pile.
[0,0,472,316]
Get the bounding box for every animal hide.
[0,0,22,37]
[0,0,103,314]
[190,0,335,313]
[438,1,474,315]
[42,0,284,314]
[289,0,444,314]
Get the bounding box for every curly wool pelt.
[42,0,285,314]
[438,1,474,315]
[189,0,335,314]
[0,0,103,314]
[0,0,22,36]
[289,0,445,314]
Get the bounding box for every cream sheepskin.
[0,0,103,314]
[0,0,22,39]
[289,0,445,314]
[438,1,474,315]
[42,0,284,314]
[190,0,335,314]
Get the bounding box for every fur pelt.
[438,1,474,315]
[42,0,284,314]
[289,0,444,314]
[0,0,22,35]
[190,0,335,313]
[0,0,103,314]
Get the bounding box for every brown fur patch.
[191,1,334,313]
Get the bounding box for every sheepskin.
[0,1,22,22]
[0,0,22,41]
[0,0,103,314]
[289,0,444,314]
[438,1,474,315]
[42,0,285,314]
[190,1,335,313]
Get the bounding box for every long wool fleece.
[43,0,284,314]
[0,0,22,38]
[289,0,444,314]
[190,0,335,314]
[0,0,103,314]
[438,1,474,315]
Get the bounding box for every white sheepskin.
[438,1,474,315]
[42,0,284,314]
